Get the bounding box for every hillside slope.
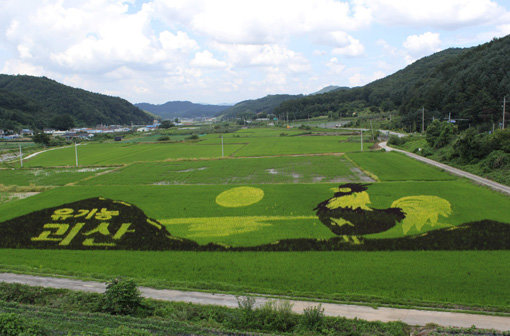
[135,101,229,119]
[0,74,152,130]
[220,94,303,120]
[275,35,510,130]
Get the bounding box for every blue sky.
[1,0,509,104]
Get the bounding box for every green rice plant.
[346,151,455,181]
[0,249,508,309]
[79,155,362,186]
[20,142,245,167]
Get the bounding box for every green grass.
[20,142,244,167]
[0,167,111,186]
[346,151,456,181]
[0,180,508,242]
[1,128,509,311]
[0,249,508,309]
[232,135,369,156]
[80,155,363,185]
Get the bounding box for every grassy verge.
[0,282,410,336]
[0,250,508,312]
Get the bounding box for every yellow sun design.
[215,187,264,207]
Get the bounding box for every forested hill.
[135,101,230,120]
[220,94,303,120]
[275,35,510,130]
[0,74,153,130]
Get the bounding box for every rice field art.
[1,183,508,251]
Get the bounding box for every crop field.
[78,155,367,185]
[0,127,509,309]
[345,151,456,181]
[0,167,111,186]
[17,142,244,167]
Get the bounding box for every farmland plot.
[0,128,509,309]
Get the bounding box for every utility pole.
[360,130,363,152]
[19,144,23,168]
[503,96,506,130]
[221,136,224,157]
[421,107,425,133]
[74,142,78,167]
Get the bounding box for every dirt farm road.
[0,273,509,331]
[380,142,510,195]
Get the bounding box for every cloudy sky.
[1,0,509,105]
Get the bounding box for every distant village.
[0,118,215,141]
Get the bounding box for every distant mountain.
[0,74,152,130]
[312,86,349,95]
[275,35,510,130]
[220,94,303,120]
[135,101,229,120]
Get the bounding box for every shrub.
[482,150,509,170]
[0,313,47,336]
[101,278,142,315]
[257,300,296,332]
[186,134,199,140]
[157,135,170,141]
[301,304,325,330]
[236,295,255,312]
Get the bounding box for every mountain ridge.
[0,74,153,130]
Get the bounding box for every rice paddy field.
[0,127,509,310]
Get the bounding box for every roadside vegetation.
[0,127,508,313]
[389,123,509,185]
[0,281,410,335]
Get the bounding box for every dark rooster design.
[315,183,405,243]
[315,183,453,244]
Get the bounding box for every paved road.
[0,273,508,331]
[380,141,510,195]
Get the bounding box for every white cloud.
[1,59,46,76]
[403,32,442,58]
[190,50,228,68]
[153,0,372,44]
[326,57,346,74]
[317,31,365,56]
[349,73,364,86]
[212,43,310,72]
[159,31,199,53]
[370,70,386,81]
[362,0,506,28]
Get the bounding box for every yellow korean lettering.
[82,238,116,247]
[31,224,69,242]
[112,223,135,240]
[85,208,98,220]
[83,222,110,236]
[95,208,120,220]
[51,208,74,220]
[59,223,85,246]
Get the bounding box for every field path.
[380,142,510,195]
[0,272,508,331]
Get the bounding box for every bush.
[255,300,296,332]
[482,150,509,170]
[101,278,142,315]
[301,304,325,330]
[157,135,170,141]
[186,134,199,140]
[0,313,47,336]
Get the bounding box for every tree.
[50,114,75,130]
[159,120,174,129]
[102,278,142,315]
[32,132,50,146]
